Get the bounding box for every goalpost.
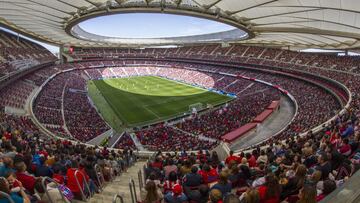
[189,102,204,113]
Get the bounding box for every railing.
[129,178,138,203]
[94,164,105,190]
[74,170,93,201]
[41,177,67,203]
[320,169,360,203]
[109,166,114,182]
[137,169,144,191]
[112,194,125,203]
[0,191,15,203]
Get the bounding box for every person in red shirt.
[225,151,241,165]
[37,147,48,159]
[257,173,280,203]
[14,161,39,194]
[246,153,257,168]
[52,167,65,184]
[3,131,11,140]
[151,157,163,170]
[338,138,352,156]
[66,161,87,200]
[198,164,219,184]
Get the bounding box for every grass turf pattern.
[88,76,233,127]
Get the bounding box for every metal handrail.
[0,191,15,203]
[129,178,138,203]
[137,169,143,191]
[41,177,67,203]
[94,164,105,190]
[109,165,115,182]
[112,194,124,203]
[74,170,92,201]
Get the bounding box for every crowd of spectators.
[70,44,360,73]
[1,38,360,202]
[177,87,279,140]
[114,132,137,150]
[0,30,56,76]
[0,81,34,111]
[136,126,217,151]
[28,59,343,151]
[0,111,136,202]
[141,106,359,202]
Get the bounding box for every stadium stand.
[2,0,360,202]
[0,30,56,77]
[0,31,359,203]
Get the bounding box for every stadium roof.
[0,0,360,49]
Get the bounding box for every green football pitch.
[87,76,233,128]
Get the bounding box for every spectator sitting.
[225,151,240,165]
[183,166,202,188]
[316,180,337,201]
[163,171,179,194]
[14,161,38,194]
[141,181,163,203]
[239,187,260,203]
[0,157,14,177]
[211,171,232,198]
[66,160,87,200]
[0,177,30,203]
[164,183,188,203]
[52,167,65,184]
[199,164,218,185]
[224,194,240,203]
[341,122,354,138]
[34,179,71,203]
[209,189,223,203]
[164,159,177,179]
[338,138,352,156]
[296,185,317,203]
[185,184,209,203]
[257,173,280,203]
[316,153,332,180]
[35,156,53,177]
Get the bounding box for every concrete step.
[73,161,147,203]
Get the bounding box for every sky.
[79,13,235,38]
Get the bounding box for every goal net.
[189,103,203,113]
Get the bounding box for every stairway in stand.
[75,160,147,203]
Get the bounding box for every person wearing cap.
[164,184,188,203]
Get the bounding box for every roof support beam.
[265,6,360,15]
[253,27,360,40]
[0,12,63,23]
[228,0,278,15]
[55,0,82,10]
[2,3,65,19]
[82,0,101,8]
[25,0,74,15]
[203,0,223,10]
[288,16,360,31]
[248,8,322,21]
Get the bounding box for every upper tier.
[0,30,57,78]
[69,44,360,74]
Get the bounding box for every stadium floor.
[88,76,233,127]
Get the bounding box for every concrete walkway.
[230,95,296,150]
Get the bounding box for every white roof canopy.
[0,0,359,49]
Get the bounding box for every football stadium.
[0,0,360,202]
